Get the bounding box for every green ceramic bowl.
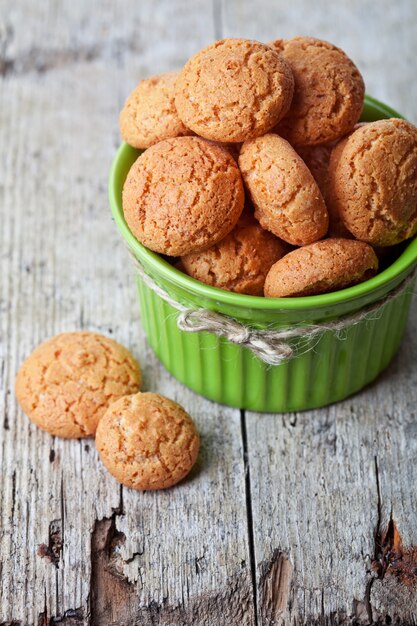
[109,95,417,412]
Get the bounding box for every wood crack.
[240,410,259,626]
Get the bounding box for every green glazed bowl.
[109,95,417,412]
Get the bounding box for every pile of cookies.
[15,332,200,490]
[121,37,417,297]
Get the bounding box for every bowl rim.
[109,94,417,312]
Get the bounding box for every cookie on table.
[96,392,200,491]
[264,239,378,298]
[15,332,141,438]
[327,119,417,246]
[175,38,294,143]
[120,72,192,149]
[181,210,289,295]
[123,136,245,256]
[269,37,365,146]
[239,133,328,246]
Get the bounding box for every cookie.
[123,136,245,256]
[175,38,294,143]
[239,133,328,246]
[119,72,192,149]
[264,238,378,297]
[270,37,365,146]
[327,119,417,246]
[15,332,141,438]
[181,210,289,295]
[95,392,200,490]
[296,143,333,198]
[297,142,351,238]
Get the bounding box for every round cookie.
[15,332,141,438]
[123,136,245,256]
[175,38,294,142]
[119,72,192,149]
[181,210,289,295]
[95,393,200,491]
[296,143,333,198]
[270,37,365,146]
[297,142,351,238]
[264,238,378,298]
[239,133,329,246]
[327,119,417,246]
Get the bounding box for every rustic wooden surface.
[1,1,417,624]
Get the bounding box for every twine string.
[130,252,417,366]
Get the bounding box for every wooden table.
[1,1,417,624]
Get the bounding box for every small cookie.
[175,38,294,142]
[239,133,328,246]
[296,143,333,198]
[119,72,192,149]
[123,136,245,256]
[270,37,365,146]
[297,142,351,238]
[327,119,417,246]
[15,332,141,438]
[95,393,200,490]
[181,210,289,295]
[264,238,378,298]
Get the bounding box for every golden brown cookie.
[119,72,192,149]
[270,37,365,146]
[181,210,289,295]
[327,119,417,246]
[296,143,333,198]
[95,393,200,490]
[239,133,328,246]
[297,142,352,238]
[15,332,141,438]
[175,38,294,143]
[264,238,378,297]
[123,136,245,256]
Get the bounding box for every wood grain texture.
[1,0,417,624]
[0,2,253,624]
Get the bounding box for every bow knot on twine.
[130,252,416,366]
[177,309,294,364]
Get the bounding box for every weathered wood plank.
[246,331,417,624]
[0,2,254,624]
[221,1,417,622]
[221,0,417,124]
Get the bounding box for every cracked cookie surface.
[327,119,417,246]
[264,238,378,297]
[119,72,192,149]
[15,332,141,438]
[175,38,294,142]
[297,141,352,238]
[239,133,328,246]
[181,209,289,295]
[123,136,245,256]
[95,392,200,491]
[270,37,364,146]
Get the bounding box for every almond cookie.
[96,393,200,490]
[239,133,328,246]
[119,72,192,149]
[270,37,365,146]
[327,119,417,246]
[181,210,289,295]
[297,142,351,238]
[264,239,378,298]
[15,332,141,438]
[175,38,294,143]
[123,136,245,256]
